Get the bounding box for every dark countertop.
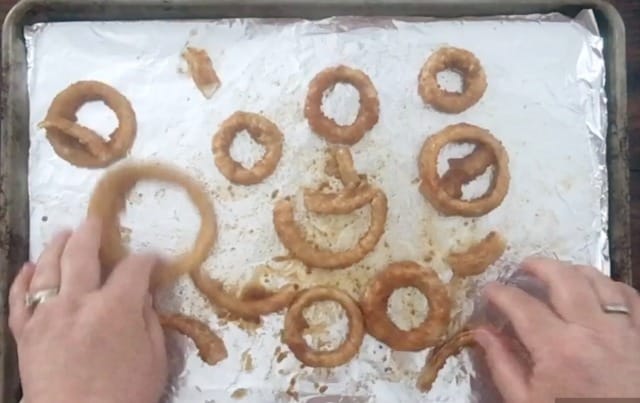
[1,0,639,285]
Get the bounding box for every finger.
[521,258,602,325]
[9,263,36,337]
[484,282,563,351]
[143,294,166,353]
[474,327,528,403]
[31,230,71,292]
[60,217,102,295]
[574,265,632,326]
[103,254,157,308]
[618,283,640,327]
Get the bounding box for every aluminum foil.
[24,10,608,403]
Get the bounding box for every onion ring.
[419,123,510,217]
[417,330,476,392]
[283,286,365,367]
[440,145,495,199]
[213,111,284,185]
[160,313,227,365]
[304,147,377,214]
[418,47,487,113]
[40,80,136,168]
[273,191,388,269]
[182,47,221,99]
[87,162,217,289]
[447,231,506,277]
[361,261,451,351]
[305,65,379,145]
[304,182,378,215]
[190,268,299,321]
[327,146,361,186]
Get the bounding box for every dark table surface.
[1,0,639,285]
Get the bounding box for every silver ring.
[602,303,630,315]
[25,288,59,309]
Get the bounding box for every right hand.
[475,258,640,403]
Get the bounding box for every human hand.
[9,218,168,403]
[476,258,640,403]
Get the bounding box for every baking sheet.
[24,10,607,403]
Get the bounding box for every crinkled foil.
[24,10,607,403]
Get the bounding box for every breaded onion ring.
[418,47,487,113]
[283,287,365,367]
[40,81,136,168]
[304,147,376,214]
[361,261,451,351]
[305,66,379,145]
[87,162,217,289]
[440,145,495,199]
[190,268,298,321]
[327,146,361,186]
[213,112,284,185]
[273,191,388,269]
[160,313,227,365]
[417,330,476,392]
[419,123,510,217]
[182,47,221,99]
[304,182,378,215]
[447,231,506,277]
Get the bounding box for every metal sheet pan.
[0,1,627,402]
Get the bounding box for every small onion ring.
[418,47,487,113]
[440,144,495,199]
[273,191,388,269]
[40,81,136,168]
[304,182,378,215]
[361,261,451,351]
[417,330,476,392]
[182,47,221,99]
[213,111,284,185]
[418,123,510,217]
[305,65,379,145]
[190,268,298,321]
[160,313,227,366]
[283,286,365,367]
[447,231,506,277]
[87,162,217,289]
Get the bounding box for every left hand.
[9,217,168,403]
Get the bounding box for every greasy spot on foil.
[231,388,248,399]
[286,376,298,401]
[241,349,254,372]
[277,351,288,363]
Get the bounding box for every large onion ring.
[361,261,451,351]
[283,286,365,367]
[182,47,221,99]
[417,330,476,392]
[87,162,217,289]
[273,191,388,269]
[190,268,298,321]
[418,47,487,113]
[160,313,227,365]
[213,111,284,185]
[40,80,136,168]
[419,123,510,217]
[304,66,379,145]
[447,231,506,277]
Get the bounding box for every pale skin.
[9,219,640,402]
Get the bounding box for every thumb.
[474,326,528,403]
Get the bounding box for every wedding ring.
[25,287,59,309]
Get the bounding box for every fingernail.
[473,328,493,349]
